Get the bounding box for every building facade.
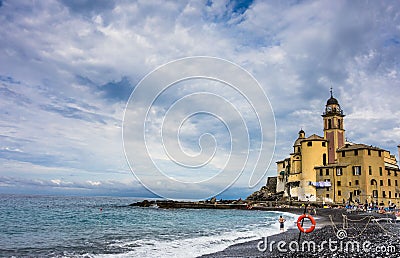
[277,92,400,206]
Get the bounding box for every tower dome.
[324,88,343,116]
[326,87,339,105]
[326,96,338,105]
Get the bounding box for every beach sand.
[200,208,400,258]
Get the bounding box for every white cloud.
[0,0,399,198]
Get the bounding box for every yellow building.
[277,91,400,206]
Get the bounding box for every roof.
[294,133,326,146]
[276,157,290,164]
[337,143,384,152]
[305,134,325,141]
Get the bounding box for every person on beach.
[278,215,286,231]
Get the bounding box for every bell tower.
[322,88,345,164]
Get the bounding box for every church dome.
[294,138,302,146]
[327,96,339,105]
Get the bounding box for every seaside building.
[276,91,400,207]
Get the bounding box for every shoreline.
[200,209,399,258]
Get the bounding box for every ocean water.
[0,195,298,257]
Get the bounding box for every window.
[379,167,382,176]
[368,166,372,175]
[338,190,341,196]
[307,141,312,146]
[322,142,326,147]
[283,162,285,168]
[354,150,358,156]
[326,169,329,176]
[326,187,330,191]
[352,166,361,176]
[355,180,359,185]
[383,191,386,198]
[396,180,398,187]
[372,190,378,198]
[380,180,383,186]
[320,169,323,176]
[349,182,352,186]
[342,151,346,157]
[336,168,342,176]
[388,170,391,176]
[378,151,382,157]
[388,179,391,186]
[368,149,371,155]
[338,119,341,129]
[328,119,332,129]
[354,190,360,196]
[337,181,341,186]
[326,194,330,198]
[323,154,327,165]
[371,179,377,186]
[389,191,392,198]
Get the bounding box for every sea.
[0,194,298,257]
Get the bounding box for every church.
[276,91,400,207]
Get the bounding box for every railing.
[322,110,344,116]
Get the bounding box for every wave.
[94,211,298,258]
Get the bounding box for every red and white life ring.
[297,214,316,233]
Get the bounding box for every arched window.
[371,179,377,186]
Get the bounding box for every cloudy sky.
[0,0,399,199]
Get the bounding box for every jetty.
[129,199,250,209]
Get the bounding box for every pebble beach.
[201,209,400,258]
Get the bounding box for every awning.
[311,181,332,188]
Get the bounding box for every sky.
[0,0,399,199]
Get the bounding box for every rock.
[128,199,152,207]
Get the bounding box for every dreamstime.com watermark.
[257,214,397,254]
[257,237,396,254]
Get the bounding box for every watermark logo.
[336,229,347,239]
[257,237,396,253]
[122,57,276,199]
